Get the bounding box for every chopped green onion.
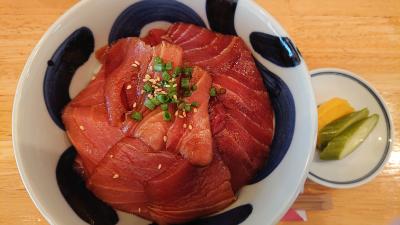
[191,84,197,91]
[173,67,182,77]
[165,62,173,70]
[191,102,199,107]
[210,87,217,97]
[184,104,191,112]
[162,71,170,81]
[143,82,153,93]
[157,94,169,103]
[154,56,162,64]
[144,99,156,110]
[153,63,164,72]
[161,103,169,111]
[181,78,190,89]
[178,102,186,110]
[183,90,192,97]
[183,67,192,76]
[131,111,142,121]
[163,111,172,121]
[150,97,161,106]
[168,86,177,93]
[171,97,179,103]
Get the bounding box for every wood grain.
[0,0,399,225]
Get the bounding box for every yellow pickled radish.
[318,97,354,131]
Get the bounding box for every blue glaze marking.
[109,0,206,44]
[43,27,94,130]
[206,0,238,35]
[250,61,296,183]
[250,32,301,67]
[56,147,118,225]
[149,204,252,225]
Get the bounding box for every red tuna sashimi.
[62,104,124,175]
[166,67,213,166]
[69,66,106,107]
[145,154,235,224]
[122,41,183,138]
[104,38,152,126]
[132,108,175,151]
[158,23,274,190]
[142,28,167,46]
[87,137,180,220]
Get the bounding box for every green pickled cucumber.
[319,114,379,160]
[317,108,369,149]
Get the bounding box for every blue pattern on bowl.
[43,27,94,130]
[251,61,296,183]
[42,0,300,224]
[149,204,252,225]
[109,0,206,44]
[250,32,301,67]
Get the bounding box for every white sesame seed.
[126,85,132,90]
[179,115,184,119]
[161,91,167,94]
[141,90,144,94]
[193,108,198,113]
[173,95,177,100]
[183,123,187,128]
[171,78,176,82]
[91,76,96,81]
[142,78,148,82]
[93,65,101,74]
[131,63,138,68]
[175,111,179,116]
[165,84,171,88]
[134,60,140,65]
[133,102,137,108]
[158,164,162,169]
[113,174,119,179]
[172,83,177,88]
[163,136,167,142]
[145,74,151,79]
[183,111,186,117]
[156,77,161,81]
[110,154,114,158]
[149,79,156,83]
[188,125,193,130]
[79,125,85,130]
[148,94,153,98]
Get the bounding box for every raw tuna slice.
[87,137,180,220]
[69,66,106,107]
[145,154,235,224]
[104,38,152,126]
[62,104,124,175]
[157,23,274,190]
[166,67,213,166]
[122,41,183,139]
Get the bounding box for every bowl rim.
[12,0,317,224]
[307,67,394,189]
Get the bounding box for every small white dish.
[308,68,394,189]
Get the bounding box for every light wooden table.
[0,0,399,225]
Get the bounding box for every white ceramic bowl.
[12,0,317,224]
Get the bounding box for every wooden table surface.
[0,0,399,224]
